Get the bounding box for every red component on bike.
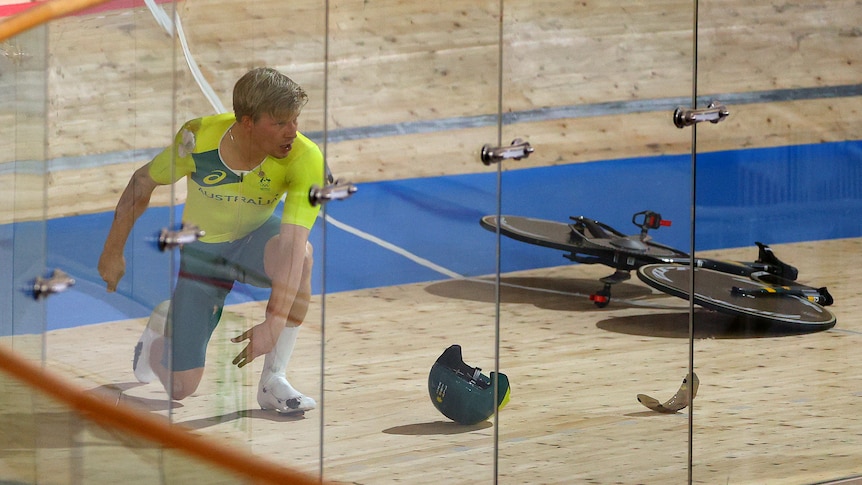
[590,293,609,303]
[637,211,671,230]
[647,214,672,228]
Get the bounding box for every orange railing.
[0,0,112,40]
[0,343,327,485]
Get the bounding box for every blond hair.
[233,67,308,122]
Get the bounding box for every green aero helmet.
[427,344,511,425]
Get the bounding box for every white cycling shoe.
[257,374,316,414]
[133,300,169,384]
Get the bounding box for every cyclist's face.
[252,112,299,159]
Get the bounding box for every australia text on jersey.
[197,186,283,206]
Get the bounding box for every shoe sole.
[132,339,155,384]
[133,341,143,371]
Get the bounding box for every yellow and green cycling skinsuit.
[149,112,324,370]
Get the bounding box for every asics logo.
[203,170,227,185]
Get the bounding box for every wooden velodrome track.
[1,0,862,483]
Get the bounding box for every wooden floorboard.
[1,1,861,221]
[0,241,852,484]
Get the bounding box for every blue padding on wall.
[695,142,862,247]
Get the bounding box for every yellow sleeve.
[148,119,201,184]
[281,136,324,230]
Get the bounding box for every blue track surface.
[2,140,861,334]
